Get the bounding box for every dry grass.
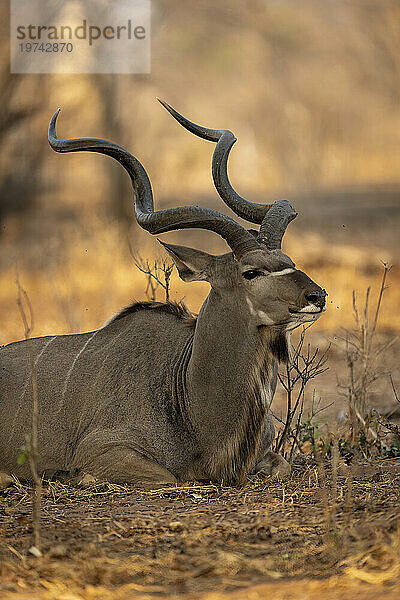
[0,457,399,599]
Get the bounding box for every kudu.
[0,101,326,487]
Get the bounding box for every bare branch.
[389,374,400,405]
[129,244,174,303]
[276,325,329,459]
[15,273,41,555]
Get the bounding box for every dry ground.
[0,457,399,600]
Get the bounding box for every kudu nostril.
[305,290,326,306]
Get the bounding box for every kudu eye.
[242,269,264,280]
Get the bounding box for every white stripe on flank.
[269,268,295,277]
[19,336,57,402]
[100,313,120,329]
[34,335,57,366]
[10,336,57,446]
[61,330,99,399]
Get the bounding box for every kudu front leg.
[71,430,177,488]
[252,451,291,480]
[0,472,14,490]
[250,416,291,480]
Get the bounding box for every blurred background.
[0,0,399,415]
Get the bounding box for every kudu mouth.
[287,286,327,318]
[288,306,326,315]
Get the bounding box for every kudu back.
[0,102,326,486]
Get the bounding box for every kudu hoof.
[253,451,291,480]
[0,472,14,491]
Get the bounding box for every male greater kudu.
[0,101,326,487]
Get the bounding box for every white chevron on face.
[268,268,296,277]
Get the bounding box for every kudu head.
[48,100,326,334]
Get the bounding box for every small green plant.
[297,417,332,457]
[296,410,400,461]
[384,438,400,457]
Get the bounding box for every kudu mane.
[108,300,197,328]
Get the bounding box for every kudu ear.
[159,241,215,282]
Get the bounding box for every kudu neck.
[186,287,282,482]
